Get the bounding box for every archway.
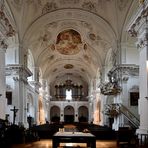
[64,106,74,123]
[78,106,88,122]
[27,93,34,117]
[50,106,60,123]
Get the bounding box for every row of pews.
[1,119,148,147]
[0,119,39,147]
[32,122,116,140]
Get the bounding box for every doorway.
[64,106,74,123]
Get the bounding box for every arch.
[120,1,138,44]
[50,106,60,122]
[78,106,88,122]
[27,93,34,117]
[23,9,116,42]
[64,105,74,123]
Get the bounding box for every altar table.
[52,132,96,148]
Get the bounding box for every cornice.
[29,81,41,88]
[109,64,139,76]
[6,64,32,77]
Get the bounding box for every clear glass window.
[66,89,72,100]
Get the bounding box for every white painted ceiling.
[6,0,137,85]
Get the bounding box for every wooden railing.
[117,104,139,128]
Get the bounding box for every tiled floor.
[10,139,117,148]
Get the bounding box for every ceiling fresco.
[5,0,136,85]
[56,29,82,55]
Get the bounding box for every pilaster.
[60,109,64,122]
[5,64,32,125]
[128,0,148,134]
[28,81,41,124]
[0,40,7,119]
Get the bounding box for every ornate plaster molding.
[99,64,139,95]
[0,40,7,51]
[127,1,148,38]
[136,32,148,48]
[103,104,120,118]
[42,2,58,15]
[109,64,139,77]
[41,1,97,15]
[100,82,122,96]
[29,81,41,88]
[29,81,41,93]
[0,8,15,37]
[6,64,32,84]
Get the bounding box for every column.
[34,82,40,124]
[88,96,94,123]
[60,110,64,122]
[15,44,25,125]
[13,76,22,124]
[137,27,148,134]
[0,40,7,119]
[27,67,40,124]
[128,1,148,134]
[75,102,78,122]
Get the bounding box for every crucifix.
[10,106,19,125]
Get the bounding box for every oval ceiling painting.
[56,29,82,55]
[64,64,74,69]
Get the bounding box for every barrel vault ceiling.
[6,0,137,85]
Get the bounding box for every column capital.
[6,64,32,77]
[6,64,33,84]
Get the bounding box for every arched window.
[66,89,72,100]
[27,49,34,81]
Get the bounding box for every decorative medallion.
[89,33,96,41]
[56,29,82,55]
[64,64,74,69]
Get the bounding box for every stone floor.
[10,139,118,148]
